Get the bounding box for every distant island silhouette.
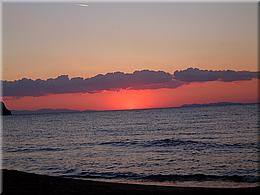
[1,102,12,115]
[180,102,256,108]
[10,102,258,115]
[12,108,81,115]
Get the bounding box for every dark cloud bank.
[2,68,259,97]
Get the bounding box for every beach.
[2,169,259,195]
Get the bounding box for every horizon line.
[10,101,259,114]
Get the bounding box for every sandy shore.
[2,169,259,195]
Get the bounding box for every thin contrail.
[76,3,89,7]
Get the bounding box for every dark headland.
[1,102,12,115]
[2,170,259,195]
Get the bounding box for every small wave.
[142,174,258,183]
[64,171,258,183]
[6,146,65,153]
[99,140,139,147]
[146,139,202,147]
[98,138,257,150]
[147,138,258,149]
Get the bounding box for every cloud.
[174,68,259,82]
[2,70,182,97]
[2,68,259,97]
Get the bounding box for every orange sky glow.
[3,79,259,111]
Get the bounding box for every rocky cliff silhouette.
[1,102,12,115]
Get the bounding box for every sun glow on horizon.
[3,79,259,111]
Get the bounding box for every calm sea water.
[2,104,259,187]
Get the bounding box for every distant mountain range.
[12,109,82,115]
[180,102,257,108]
[11,102,258,115]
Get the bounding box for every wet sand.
[2,169,259,195]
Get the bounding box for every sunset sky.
[1,2,259,111]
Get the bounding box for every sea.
[2,104,259,188]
